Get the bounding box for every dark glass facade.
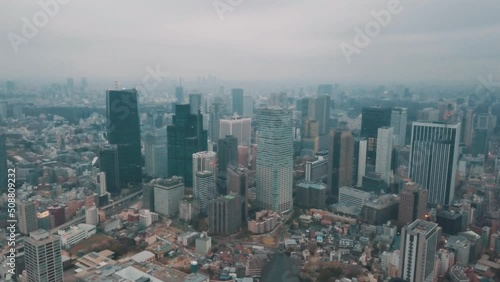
[231,88,244,115]
[217,135,238,174]
[361,107,392,164]
[167,104,208,187]
[98,145,120,195]
[106,89,142,187]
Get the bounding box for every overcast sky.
[1,0,499,84]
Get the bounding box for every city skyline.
[1,1,499,84]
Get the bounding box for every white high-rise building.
[139,209,158,227]
[409,121,461,205]
[96,172,107,195]
[219,115,252,146]
[192,151,217,190]
[391,107,407,146]
[256,107,293,213]
[195,171,217,213]
[25,230,63,282]
[153,177,185,217]
[144,128,168,178]
[399,220,438,282]
[375,126,393,184]
[357,139,367,187]
[85,205,99,225]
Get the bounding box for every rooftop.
[407,219,438,234]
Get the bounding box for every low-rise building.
[195,233,212,255]
[57,223,96,248]
[248,210,280,234]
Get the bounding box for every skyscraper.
[195,171,217,214]
[189,93,203,115]
[208,194,242,235]
[227,163,248,220]
[231,88,244,115]
[192,151,217,189]
[98,145,120,195]
[256,107,293,213]
[391,107,407,146]
[375,126,393,184]
[356,138,367,187]
[176,86,184,103]
[399,220,438,282]
[209,102,225,142]
[18,201,39,235]
[361,107,392,165]
[243,95,254,117]
[219,116,252,146]
[25,230,63,282]
[167,104,208,187]
[217,135,238,174]
[315,95,331,135]
[398,182,428,226]
[0,133,7,194]
[327,129,355,201]
[106,89,142,187]
[409,121,461,205]
[144,128,168,178]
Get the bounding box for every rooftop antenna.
[114,81,119,90]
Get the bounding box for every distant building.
[248,210,280,234]
[398,182,428,226]
[195,233,212,256]
[57,224,96,248]
[189,93,203,115]
[436,210,462,235]
[219,116,252,146]
[243,95,254,117]
[256,107,293,213]
[106,89,142,187]
[168,104,208,187]
[409,121,461,205]
[361,106,392,166]
[192,151,217,189]
[25,230,63,282]
[296,182,327,209]
[179,197,200,223]
[144,128,168,178]
[153,176,185,217]
[305,156,328,182]
[227,163,249,220]
[18,201,38,235]
[139,209,158,227]
[375,126,393,184]
[208,194,242,235]
[217,135,238,173]
[98,145,120,195]
[85,205,99,225]
[360,194,399,225]
[231,88,244,115]
[328,129,354,201]
[209,102,225,142]
[338,187,372,210]
[195,171,217,214]
[391,107,408,147]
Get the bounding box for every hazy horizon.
[2,0,500,84]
